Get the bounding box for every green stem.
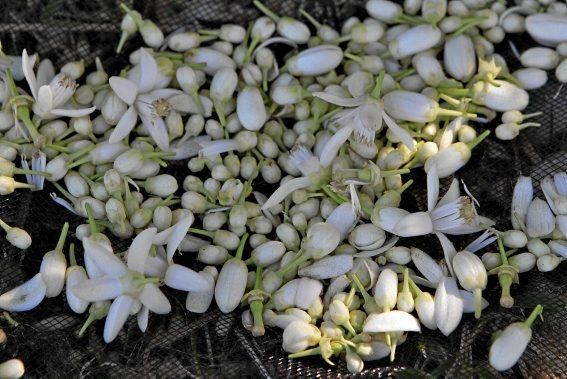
[473,288,483,319]
[16,107,41,142]
[13,167,50,177]
[321,185,348,205]
[0,218,10,233]
[438,87,471,97]
[371,70,385,99]
[524,304,543,328]
[299,8,321,28]
[85,203,98,235]
[119,3,143,27]
[235,233,249,260]
[78,313,96,337]
[52,182,76,204]
[349,274,373,305]
[55,222,70,253]
[249,267,265,336]
[437,108,476,119]
[392,68,416,81]
[69,243,77,267]
[407,276,423,297]
[344,53,362,64]
[276,252,308,277]
[381,168,410,177]
[466,129,490,150]
[1,312,18,327]
[191,92,205,115]
[253,0,280,22]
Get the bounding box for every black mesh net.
[0,0,566,378]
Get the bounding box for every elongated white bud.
[373,268,398,311]
[0,273,46,312]
[40,250,67,298]
[472,80,529,112]
[415,292,436,329]
[509,252,537,273]
[250,241,286,267]
[237,86,266,131]
[66,266,89,314]
[520,47,559,70]
[185,48,236,76]
[452,251,486,318]
[214,258,248,313]
[513,68,548,90]
[511,176,533,230]
[298,255,354,279]
[444,34,476,82]
[286,45,343,76]
[525,14,567,47]
[388,24,442,59]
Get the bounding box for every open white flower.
[262,145,331,210]
[22,50,95,119]
[374,165,492,238]
[72,227,171,342]
[313,73,415,167]
[108,49,183,150]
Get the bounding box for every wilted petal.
[262,176,312,210]
[127,227,157,273]
[109,77,139,105]
[139,283,171,314]
[0,273,46,312]
[51,106,96,118]
[363,310,421,333]
[319,124,353,168]
[104,295,134,343]
[109,106,138,144]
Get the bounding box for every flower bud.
[348,224,386,251]
[389,24,442,59]
[0,359,25,379]
[286,45,344,76]
[282,321,321,353]
[502,230,528,248]
[520,47,559,70]
[198,245,230,265]
[373,268,398,311]
[250,241,286,267]
[513,68,548,90]
[509,252,537,273]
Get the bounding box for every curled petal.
[0,273,46,312]
[51,106,97,118]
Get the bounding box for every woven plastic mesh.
[0,0,566,377]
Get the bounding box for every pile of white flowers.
[0,0,565,375]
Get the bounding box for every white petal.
[382,110,416,149]
[438,117,462,150]
[166,215,194,263]
[104,295,134,343]
[37,85,53,113]
[83,237,128,278]
[262,176,312,210]
[164,264,210,292]
[460,289,489,313]
[526,198,555,238]
[427,165,440,212]
[434,277,463,336]
[374,207,409,233]
[319,125,353,167]
[411,247,444,284]
[326,202,358,240]
[139,283,171,314]
[312,91,365,107]
[37,58,55,87]
[72,277,123,302]
[109,77,139,106]
[435,232,456,277]
[394,212,434,237]
[511,176,534,230]
[437,178,460,208]
[22,49,38,99]
[137,306,149,332]
[137,49,158,93]
[51,106,96,117]
[127,227,157,273]
[0,273,46,312]
[464,230,497,253]
[140,114,170,151]
[352,236,399,258]
[109,106,138,144]
[554,172,567,196]
[363,310,421,333]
